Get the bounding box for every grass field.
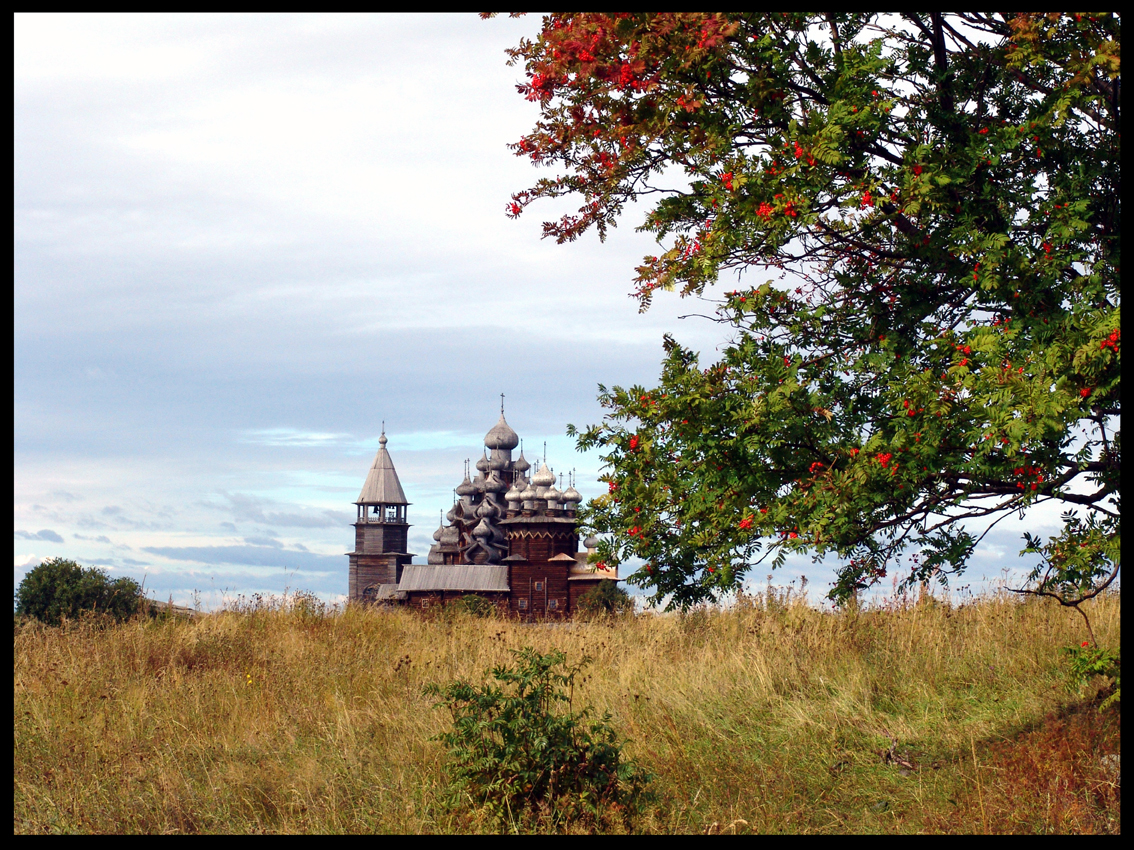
[13,584,1120,834]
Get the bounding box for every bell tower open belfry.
[347,428,414,601]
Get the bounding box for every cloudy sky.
[15,13,1052,609]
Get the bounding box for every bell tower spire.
[348,428,414,602]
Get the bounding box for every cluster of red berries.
[1100,329,1119,352]
[1013,465,1045,491]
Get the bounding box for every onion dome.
[433,520,445,542]
[584,534,600,550]
[440,524,460,546]
[519,481,536,504]
[446,503,461,524]
[513,450,531,474]
[533,463,556,487]
[472,518,493,539]
[475,451,490,473]
[488,450,509,471]
[562,483,582,505]
[427,545,444,565]
[544,485,562,506]
[476,498,500,520]
[484,413,520,451]
[484,470,507,493]
[471,471,488,494]
[505,482,522,504]
[455,475,476,497]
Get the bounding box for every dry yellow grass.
[13,586,1120,833]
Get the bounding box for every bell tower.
[348,429,414,601]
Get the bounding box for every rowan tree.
[493,13,1120,607]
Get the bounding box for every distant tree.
[575,581,635,618]
[495,13,1120,608]
[15,558,150,625]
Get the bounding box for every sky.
[15,13,1058,610]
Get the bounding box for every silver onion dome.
[484,470,507,493]
[484,413,520,450]
[533,463,556,487]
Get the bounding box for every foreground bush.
[14,558,150,626]
[426,647,653,831]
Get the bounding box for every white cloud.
[14,554,44,570]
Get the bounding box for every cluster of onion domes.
[426,412,582,566]
[504,465,583,513]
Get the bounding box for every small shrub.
[14,558,152,626]
[425,647,653,831]
[575,581,634,619]
[1063,642,1120,710]
[449,594,500,619]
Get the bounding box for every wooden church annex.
[347,407,619,618]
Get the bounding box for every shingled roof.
[356,432,409,505]
[398,564,510,592]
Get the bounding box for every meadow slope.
[14,587,1120,834]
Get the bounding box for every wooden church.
[347,408,618,618]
